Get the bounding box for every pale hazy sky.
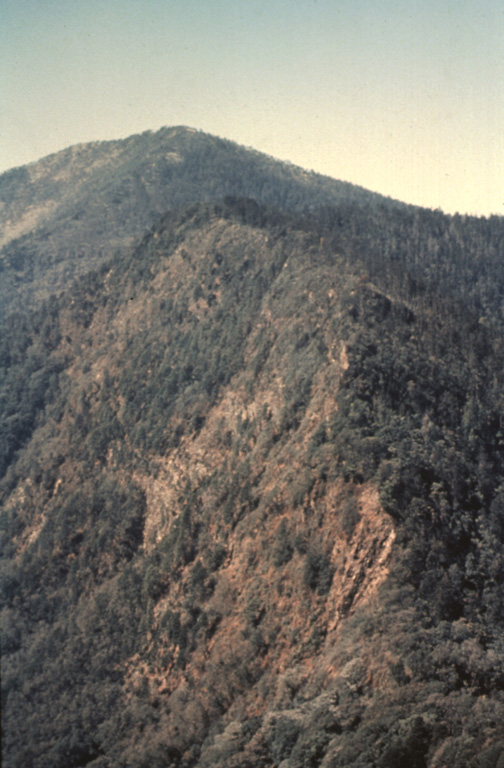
[1,0,503,216]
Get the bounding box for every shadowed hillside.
[1,197,504,767]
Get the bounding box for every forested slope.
[1,199,504,767]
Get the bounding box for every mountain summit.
[1,134,504,768]
[0,126,393,319]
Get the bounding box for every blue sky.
[1,0,503,215]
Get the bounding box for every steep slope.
[0,126,392,319]
[1,200,504,768]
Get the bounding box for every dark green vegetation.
[1,133,504,768]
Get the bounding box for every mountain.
[0,126,395,320]
[1,135,504,768]
[2,126,503,328]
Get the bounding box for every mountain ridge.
[1,128,503,335]
[0,126,401,319]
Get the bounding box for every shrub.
[268,718,300,763]
[304,550,333,595]
[273,520,293,567]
